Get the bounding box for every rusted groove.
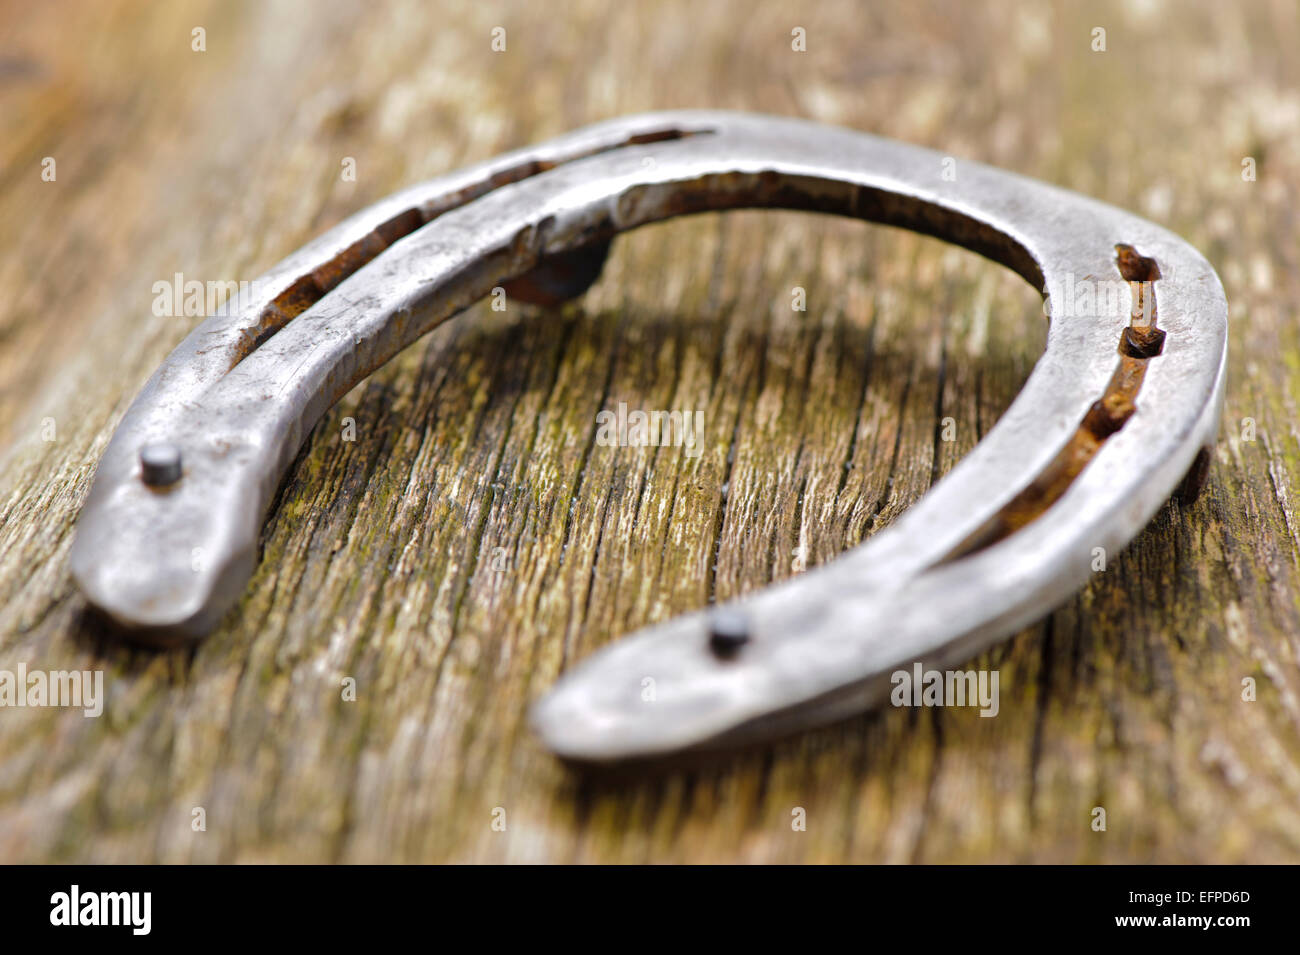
[612,172,1045,288]
[227,127,707,369]
[937,244,1166,562]
[1083,390,1137,438]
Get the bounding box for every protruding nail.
[708,608,750,658]
[140,443,182,486]
[1114,244,1162,283]
[1119,325,1166,359]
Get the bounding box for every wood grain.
[1,0,1299,863]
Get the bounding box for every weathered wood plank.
[2,0,1300,863]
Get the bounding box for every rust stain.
[939,244,1167,561]
[227,127,707,369]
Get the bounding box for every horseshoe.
[70,112,1227,763]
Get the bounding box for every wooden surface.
[2,0,1299,863]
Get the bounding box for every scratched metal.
[69,112,1227,762]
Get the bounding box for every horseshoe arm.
[69,112,1227,762]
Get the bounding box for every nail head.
[708,609,750,657]
[140,443,182,486]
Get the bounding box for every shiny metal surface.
[69,112,1227,762]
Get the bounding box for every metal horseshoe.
[70,111,1227,763]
